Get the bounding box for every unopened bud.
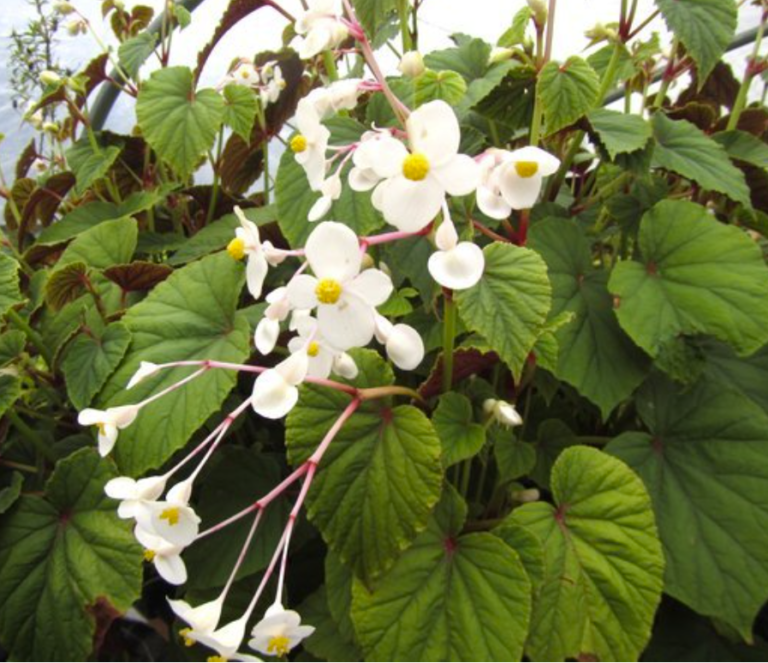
[483,398,523,427]
[527,0,548,25]
[43,121,60,134]
[66,18,87,36]
[53,1,75,14]
[489,46,514,65]
[40,70,61,86]
[361,253,375,269]
[398,51,425,78]
[585,22,618,44]
[512,487,540,503]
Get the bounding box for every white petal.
[154,552,187,585]
[496,401,523,426]
[305,221,362,281]
[287,274,319,309]
[127,361,160,389]
[111,405,140,429]
[252,370,299,419]
[509,145,561,176]
[246,253,269,300]
[381,176,444,232]
[386,324,425,370]
[432,154,480,197]
[78,408,106,426]
[98,425,119,456]
[135,476,167,500]
[476,184,512,220]
[347,269,393,307]
[276,350,309,386]
[332,352,358,379]
[374,313,394,343]
[406,100,460,166]
[308,194,332,222]
[498,168,544,210]
[137,501,200,547]
[317,295,375,350]
[348,166,381,192]
[168,597,224,633]
[369,136,409,178]
[255,318,280,355]
[435,217,458,251]
[428,242,485,290]
[307,348,334,379]
[104,477,138,500]
[167,478,193,505]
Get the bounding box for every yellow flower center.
[179,628,195,647]
[307,341,320,357]
[267,636,291,656]
[402,152,430,181]
[290,134,308,153]
[96,422,107,436]
[159,507,180,526]
[208,657,228,662]
[227,237,246,261]
[514,161,539,178]
[143,549,156,562]
[315,278,342,304]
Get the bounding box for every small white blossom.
[484,398,523,427]
[249,603,315,658]
[255,287,291,355]
[135,526,187,585]
[31,158,48,174]
[427,211,484,290]
[398,51,425,77]
[301,79,363,120]
[193,615,250,660]
[290,0,349,60]
[287,315,357,379]
[168,596,224,635]
[227,207,285,299]
[104,475,167,519]
[290,103,331,190]
[127,361,161,389]
[78,405,139,456]
[230,61,261,87]
[134,479,200,548]
[308,173,342,221]
[251,349,309,419]
[374,315,425,370]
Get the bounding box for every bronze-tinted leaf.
[45,262,89,310]
[103,261,173,291]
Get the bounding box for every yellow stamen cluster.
[267,636,291,657]
[307,341,320,357]
[315,278,342,305]
[179,628,195,647]
[402,152,430,181]
[290,135,308,153]
[97,422,107,436]
[143,549,156,562]
[514,161,539,178]
[159,507,180,526]
[227,237,246,261]
[208,657,228,662]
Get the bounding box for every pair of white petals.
[427,213,485,291]
[77,405,139,456]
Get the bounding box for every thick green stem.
[398,0,413,51]
[207,126,225,225]
[323,50,339,82]
[727,18,765,131]
[442,292,457,393]
[6,309,52,367]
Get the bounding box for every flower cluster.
[222,59,286,106]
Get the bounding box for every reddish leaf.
[419,348,500,400]
[103,261,173,291]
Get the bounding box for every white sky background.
[0,0,764,181]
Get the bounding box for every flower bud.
[398,51,425,78]
[584,22,618,44]
[42,121,60,134]
[66,18,87,36]
[527,0,548,25]
[489,47,514,65]
[512,487,540,503]
[40,70,61,86]
[53,1,75,14]
[483,398,523,427]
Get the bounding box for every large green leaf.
[656,0,737,82]
[286,350,443,585]
[608,200,768,357]
[118,31,158,79]
[0,374,22,419]
[62,322,132,410]
[65,137,122,197]
[0,254,23,318]
[352,0,397,41]
[651,114,750,206]
[276,119,385,247]
[529,218,649,417]
[701,339,768,415]
[136,66,225,177]
[511,446,664,661]
[607,375,768,639]
[432,391,485,467]
[0,449,141,661]
[712,129,768,169]
[538,56,600,135]
[587,108,652,160]
[352,486,532,661]
[99,252,250,474]
[222,84,258,143]
[0,329,26,366]
[58,216,138,269]
[456,242,551,379]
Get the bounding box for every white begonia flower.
[374,315,425,370]
[78,405,140,456]
[227,206,285,299]
[135,479,200,548]
[260,62,285,105]
[287,315,357,380]
[427,212,485,290]
[290,0,349,60]
[169,596,224,635]
[483,398,523,427]
[368,100,480,232]
[127,361,161,389]
[398,50,425,77]
[31,158,48,174]
[477,146,560,217]
[308,173,342,222]
[252,349,309,419]
[332,352,359,379]
[255,287,291,355]
[290,102,330,191]
[286,222,393,350]
[105,475,167,519]
[135,526,187,585]
[231,61,261,87]
[302,79,363,120]
[348,131,400,192]
[193,615,250,660]
[249,603,315,658]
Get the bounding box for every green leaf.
[44,261,88,310]
[511,446,664,661]
[300,587,362,662]
[352,0,397,40]
[66,137,122,196]
[0,374,22,419]
[530,419,577,489]
[0,449,141,661]
[432,392,485,467]
[276,119,384,247]
[587,108,652,160]
[222,84,258,143]
[414,69,467,106]
[651,113,751,205]
[286,350,443,585]
[498,6,532,47]
[701,339,768,415]
[99,252,250,474]
[456,242,551,379]
[587,43,635,87]
[59,216,138,269]
[0,472,23,515]
[136,66,225,177]
[0,254,23,318]
[118,31,158,79]
[493,428,535,482]
[0,330,26,366]
[325,550,357,644]
[62,322,132,410]
[712,129,768,169]
[184,448,289,589]
[492,520,545,592]
[607,375,768,639]
[529,218,649,417]
[656,0,737,82]
[352,485,532,661]
[538,56,600,135]
[608,200,768,357]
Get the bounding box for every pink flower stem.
[360,224,432,248]
[221,509,263,599]
[136,366,209,408]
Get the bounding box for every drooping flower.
[301,79,363,120]
[127,361,161,389]
[227,207,285,299]
[287,315,357,379]
[374,315,425,370]
[259,61,285,105]
[483,398,523,427]
[290,103,331,190]
[251,350,309,419]
[290,0,349,60]
[65,17,87,35]
[230,61,261,87]
[134,480,201,548]
[286,222,392,350]
[254,287,291,355]
[308,173,342,222]
[168,596,224,635]
[135,526,187,585]
[363,100,480,232]
[192,615,250,661]
[78,405,140,456]
[249,603,315,658]
[477,146,560,216]
[427,209,485,290]
[104,475,167,519]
